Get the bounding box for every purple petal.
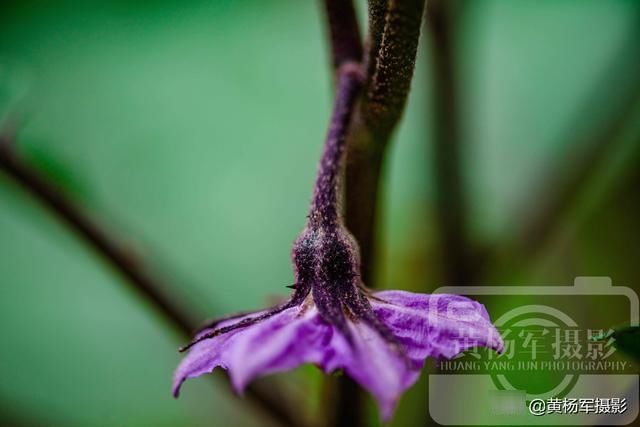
[324,318,420,420]
[371,290,504,360]
[173,305,339,396]
[172,310,266,397]
[173,304,415,420]
[222,306,333,392]
[173,291,503,421]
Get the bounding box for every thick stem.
[344,120,384,285]
[344,0,426,286]
[0,135,307,427]
[362,0,426,138]
[364,0,388,83]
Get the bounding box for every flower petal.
[173,305,335,397]
[173,303,415,420]
[371,290,504,360]
[173,291,503,421]
[326,319,420,421]
[172,311,264,397]
[223,305,333,391]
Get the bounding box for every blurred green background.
[1,0,639,426]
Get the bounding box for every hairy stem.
[305,59,366,427]
[0,134,307,427]
[364,0,388,82]
[310,63,363,227]
[362,0,426,138]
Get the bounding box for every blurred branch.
[0,404,47,427]
[0,136,198,332]
[421,3,473,426]
[0,133,309,427]
[425,0,474,286]
[485,17,640,277]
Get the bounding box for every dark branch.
[425,0,474,286]
[0,138,197,332]
[0,135,307,427]
[321,0,363,69]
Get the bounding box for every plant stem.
[310,64,363,227]
[361,0,426,138]
[345,0,426,287]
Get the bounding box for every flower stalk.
[309,63,363,228]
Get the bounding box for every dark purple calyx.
[289,63,402,351]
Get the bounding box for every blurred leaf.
[593,324,640,362]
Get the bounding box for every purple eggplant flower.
[173,65,503,420]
